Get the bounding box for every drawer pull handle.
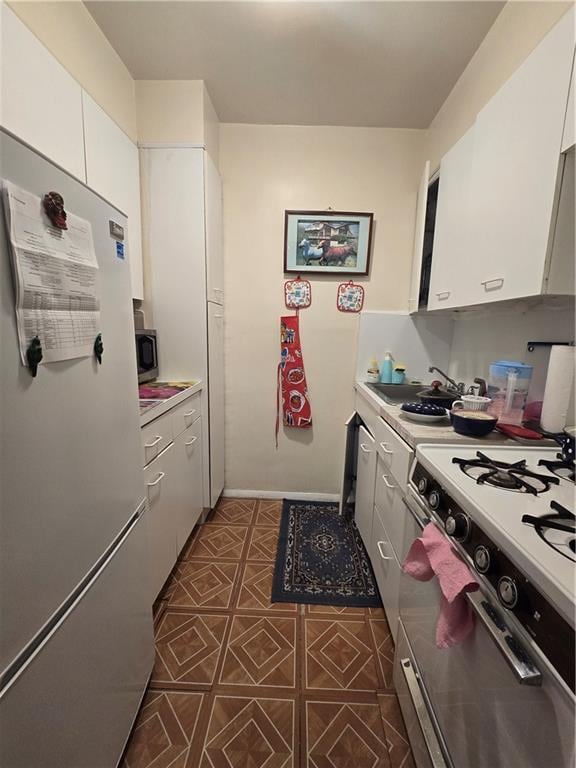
[381,475,396,489]
[399,657,449,768]
[214,288,224,294]
[481,277,504,291]
[436,291,450,300]
[359,443,372,454]
[379,442,394,455]
[213,314,224,319]
[185,436,198,446]
[377,541,392,560]
[184,409,197,418]
[144,435,162,449]
[147,471,165,488]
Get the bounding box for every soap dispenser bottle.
[380,352,394,384]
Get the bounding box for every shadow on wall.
[283,426,314,445]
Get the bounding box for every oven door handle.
[402,495,430,530]
[399,657,451,768]
[466,591,542,686]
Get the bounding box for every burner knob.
[498,576,519,610]
[428,489,442,510]
[474,545,491,574]
[417,477,428,495]
[445,512,471,541]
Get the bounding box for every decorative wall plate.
[337,280,364,312]
[284,277,311,309]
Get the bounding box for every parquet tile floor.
[121,498,416,768]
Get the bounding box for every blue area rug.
[271,500,383,607]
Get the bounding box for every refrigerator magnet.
[42,191,68,230]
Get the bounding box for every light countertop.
[355,380,531,449]
[139,380,203,427]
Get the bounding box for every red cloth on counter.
[276,315,312,445]
[403,523,479,648]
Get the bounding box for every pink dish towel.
[402,523,479,649]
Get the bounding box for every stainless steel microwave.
[135,330,159,383]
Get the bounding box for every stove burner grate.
[538,454,575,483]
[452,451,560,495]
[522,501,576,562]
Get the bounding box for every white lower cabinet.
[143,444,179,602]
[351,407,413,641]
[355,426,377,548]
[371,505,401,639]
[142,395,204,603]
[173,421,203,553]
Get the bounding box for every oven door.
[399,488,575,768]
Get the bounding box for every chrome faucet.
[428,366,466,394]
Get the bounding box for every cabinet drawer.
[170,392,201,437]
[373,416,413,489]
[141,412,173,466]
[371,508,401,640]
[355,391,379,438]
[374,458,408,562]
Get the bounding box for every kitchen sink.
[366,382,423,405]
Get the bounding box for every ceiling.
[86,1,505,128]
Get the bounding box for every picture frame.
[283,210,374,275]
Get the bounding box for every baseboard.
[223,489,340,502]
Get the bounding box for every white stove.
[414,444,575,626]
[398,443,575,768]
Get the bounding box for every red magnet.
[43,191,68,230]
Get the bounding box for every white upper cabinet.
[408,161,430,314]
[82,94,144,299]
[205,154,224,305]
[0,6,85,181]
[465,7,575,306]
[427,127,475,311]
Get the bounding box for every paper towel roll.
[540,345,576,433]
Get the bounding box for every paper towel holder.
[526,340,574,353]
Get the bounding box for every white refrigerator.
[0,130,154,767]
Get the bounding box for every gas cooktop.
[414,444,575,627]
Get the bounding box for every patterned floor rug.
[271,500,383,607]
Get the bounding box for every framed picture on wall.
[283,210,374,275]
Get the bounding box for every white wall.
[448,299,575,407]
[220,123,425,494]
[355,311,454,383]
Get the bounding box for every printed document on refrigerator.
[2,180,100,364]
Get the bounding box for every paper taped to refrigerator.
[2,181,100,365]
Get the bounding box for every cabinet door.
[427,127,475,310]
[205,154,224,305]
[374,456,407,562]
[208,302,225,506]
[408,161,430,313]
[466,8,575,305]
[143,445,178,602]
[173,421,204,553]
[371,506,401,639]
[0,6,85,181]
[82,93,144,299]
[355,426,376,549]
